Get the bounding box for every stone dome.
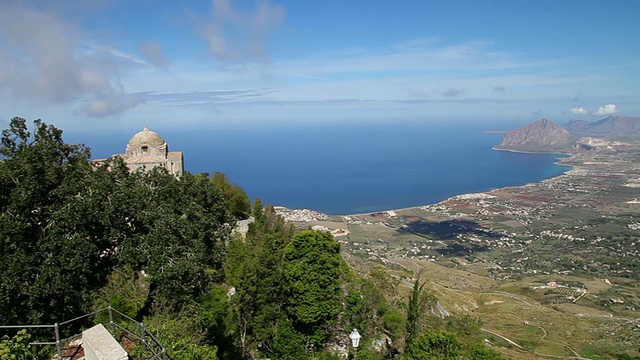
[128,126,165,147]
[94,126,183,176]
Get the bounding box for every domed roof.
[128,126,165,147]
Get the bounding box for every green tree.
[143,312,218,360]
[211,172,251,219]
[467,344,503,359]
[403,329,463,360]
[199,285,241,360]
[93,266,150,320]
[224,203,293,358]
[117,170,232,315]
[0,118,235,329]
[251,198,265,226]
[283,230,342,347]
[405,277,423,346]
[343,279,389,343]
[381,307,405,344]
[0,330,36,360]
[271,315,309,360]
[223,237,255,356]
[0,118,111,326]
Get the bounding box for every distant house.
[94,127,184,176]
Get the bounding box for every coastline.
[359,149,577,216]
[491,146,573,156]
[278,149,578,219]
[346,159,575,217]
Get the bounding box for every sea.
[66,120,570,215]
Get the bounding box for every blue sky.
[0,0,638,131]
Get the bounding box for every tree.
[0,118,235,328]
[0,330,36,359]
[224,203,293,358]
[0,117,110,326]
[211,172,251,219]
[282,230,342,347]
[93,266,150,321]
[117,170,232,315]
[199,285,242,360]
[343,279,389,343]
[251,198,265,226]
[403,329,464,360]
[405,276,436,347]
[270,315,309,360]
[467,345,503,359]
[143,312,219,360]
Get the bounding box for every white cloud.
[0,4,116,100]
[594,104,618,116]
[80,93,145,117]
[140,42,168,69]
[571,106,588,115]
[201,0,285,63]
[0,4,101,101]
[0,3,148,117]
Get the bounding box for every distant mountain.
[495,118,575,152]
[564,119,591,133]
[563,115,640,136]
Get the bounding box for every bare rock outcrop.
[495,118,574,152]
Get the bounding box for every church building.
[95,127,184,176]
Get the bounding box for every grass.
[343,247,639,359]
[580,344,640,360]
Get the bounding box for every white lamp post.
[349,329,361,359]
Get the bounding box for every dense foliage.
[0,330,36,359]
[0,118,502,359]
[0,117,234,330]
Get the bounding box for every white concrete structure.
[82,324,128,360]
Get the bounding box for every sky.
[0,0,639,132]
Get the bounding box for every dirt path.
[537,325,547,341]
[481,328,523,349]
[483,327,589,359]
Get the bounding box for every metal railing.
[0,305,167,360]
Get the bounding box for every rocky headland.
[494,118,574,152]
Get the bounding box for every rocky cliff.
[495,118,575,152]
